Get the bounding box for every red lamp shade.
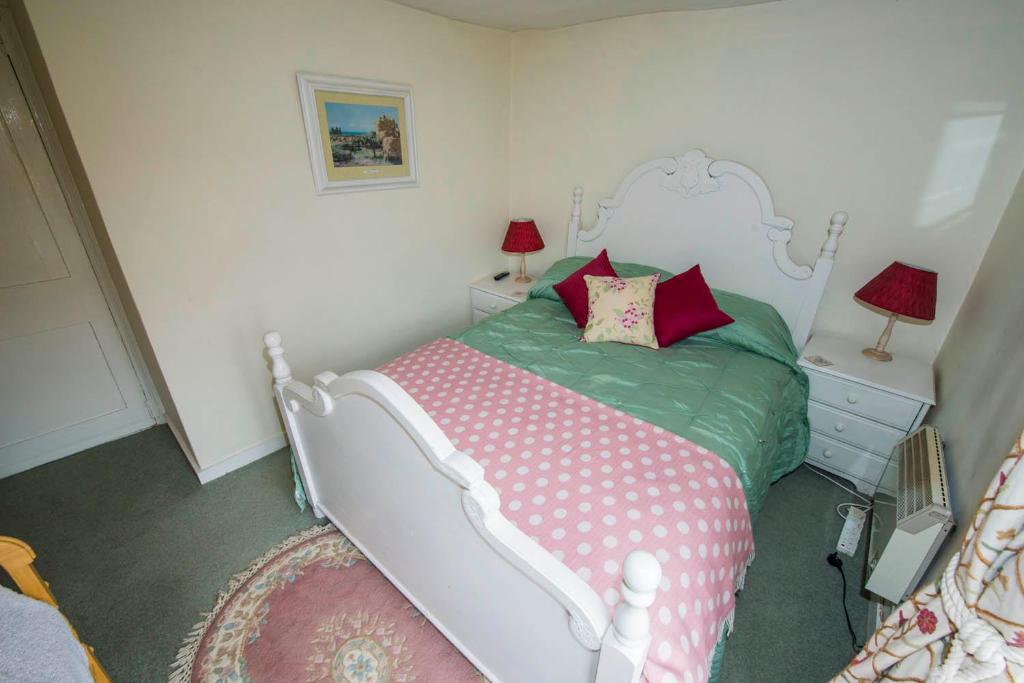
[854,261,937,322]
[501,219,545,254]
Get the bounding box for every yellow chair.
[0,536,111,683]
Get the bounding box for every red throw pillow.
[654,265,734,347]
[553,250,619,327]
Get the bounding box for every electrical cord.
[827,552,862,652]
[803,463,871,504]
[804,465,875,524]
[837,502,872,520]
[809,464,869,651]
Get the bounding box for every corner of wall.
[920,168,1024,585]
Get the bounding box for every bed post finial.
[820,211,848,260]
[566,186,584,255]
[263,331,292,386]
[615,550,661,644]
[595,550,662,683]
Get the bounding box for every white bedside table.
[468,274,530,323]
[798,334,935,494]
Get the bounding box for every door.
[0,35,154,478]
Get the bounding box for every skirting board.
[184,432,288,485]
[0,415,156,479]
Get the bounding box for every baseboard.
[0,415,156,479]
[192,433,288,484]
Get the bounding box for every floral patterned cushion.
[581,274,660,349]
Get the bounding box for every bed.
[263,149,847,683]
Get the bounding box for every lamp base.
[862,347,893,362]
[514,252,532,285]
[862,312,898,362]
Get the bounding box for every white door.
[0,42,154,478]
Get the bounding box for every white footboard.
[263,332,661,683]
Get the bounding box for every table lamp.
[854,261,937,362]
[502,218,545,284]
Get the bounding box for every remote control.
[837,507,866,556]
[493,271,510,281]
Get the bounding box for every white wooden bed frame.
[263,149,846,683]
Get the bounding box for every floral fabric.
[832,429,1024,683]
[582,274,660,349]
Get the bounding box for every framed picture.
[296,72,418,194]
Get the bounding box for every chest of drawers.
[468,275,529,323]
[798,335,935,494]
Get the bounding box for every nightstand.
[468,274,530,323]
[798,334,935,494]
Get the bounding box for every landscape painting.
[325,102,403,167]
[298,73,417,193]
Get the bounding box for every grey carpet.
[0,425,869,681]
[720,465,870,682]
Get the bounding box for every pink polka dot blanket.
[378,338,755,683]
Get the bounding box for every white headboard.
[566,149,847,350]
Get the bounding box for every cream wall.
[509,0,1024,362]
[19,0,1024,475]
[20,0,512,471]
[924,170,1024,580]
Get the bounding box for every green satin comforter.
[453,257,810,520]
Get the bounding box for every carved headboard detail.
[566,149,847,350]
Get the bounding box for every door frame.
[0,5,165,425]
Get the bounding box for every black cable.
[827,552,861,652]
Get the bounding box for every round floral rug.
[169,525,485,682]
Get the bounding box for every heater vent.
[866,425,954,604]
[895,426,950,533]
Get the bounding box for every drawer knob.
[846,393,859,405]
[834,423,846,433]
[489,303,497,309]
[823,449,833,459]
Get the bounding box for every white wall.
[509,0,1024,362]
[21,0,512,471]
[20,0,1024,475]
[924,170,1024,580]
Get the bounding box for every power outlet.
[837,507,866,556]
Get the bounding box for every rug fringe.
[167,523,335,683]
[169,526,756,683]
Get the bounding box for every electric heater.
[865,426,953,604]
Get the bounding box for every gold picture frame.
[297,73,418,194]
